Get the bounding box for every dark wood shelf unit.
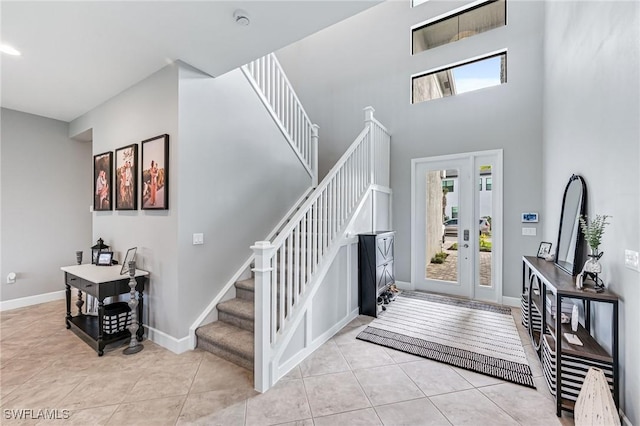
[63,265,148,356]
[522,256,619,417]
[538,308,613,363]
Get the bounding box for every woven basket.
[103,302,132,334]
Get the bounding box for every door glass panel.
[425,169,458,282]
[479,165,492,286]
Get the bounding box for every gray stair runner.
[196,278,255,370]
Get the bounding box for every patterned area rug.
[357,291,535,388]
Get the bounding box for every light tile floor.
[0,299,575,425]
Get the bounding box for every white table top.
[61,264,149,284]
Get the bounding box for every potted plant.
[579,214,611,274]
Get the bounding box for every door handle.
[463,244,469,248]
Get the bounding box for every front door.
[411,150,502,302]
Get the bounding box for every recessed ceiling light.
[0,44,21,56]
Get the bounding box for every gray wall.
[542,1,639,421]
[177,65,311,336]
[277,0,545,297]
[70,65,182,337]
[68,62,312,339]
[1,109,91,301]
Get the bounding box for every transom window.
[412,0,506,54]
[411,52,507,104]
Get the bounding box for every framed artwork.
[93,151,113,211]
[120,247,138,275]
[115,143,138,210]
[537,242,553,258]
[141,134,169,210]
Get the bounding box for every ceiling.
[1,1,381,122]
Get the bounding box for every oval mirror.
[555,174,587,275]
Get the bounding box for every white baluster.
[311,124,319,186]
[364,106,375,185]
[251,240,275,392]
[287,234,293,315]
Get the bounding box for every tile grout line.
[299,367,317,423]
[174,353,206,425]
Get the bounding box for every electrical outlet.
[192,233,204,245]
[625,249,640,271]
[522,227,537,236]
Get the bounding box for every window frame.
[410,0,507,55]
[410,49,507,104]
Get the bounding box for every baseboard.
[502,296,521,308]
[620,409,631,426]
[145,326,190,354]
[395,280,414,291]
[0,290,66,311]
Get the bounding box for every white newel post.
[251,240,274,393]
[364,106,376,185]
[311,124,319,187]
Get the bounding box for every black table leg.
[137,288,144,341]
[65,283,71,329]
[98,299,105,356]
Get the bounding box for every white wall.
[177,64,312,337]
[277,0,545,298]
[70,64,182,337]
[1,109,92,303]
[542,1,640,422]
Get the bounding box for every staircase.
[195,278,255,370]
[192,53,391,391]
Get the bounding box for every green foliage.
[579,214,611,251]
[430,252,449,264]
[449,243,458,250]
[479,234,492,252]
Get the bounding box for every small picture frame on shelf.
[96,251,114,266]
[120,247,137,275]
[522,212,539,223]
[537,242,553,258]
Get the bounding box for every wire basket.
[103,302,132,334]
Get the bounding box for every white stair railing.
[242,53,318,186]
[252,107,390,392]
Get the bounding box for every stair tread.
[196,322,254,360]
[217,298,254,320]
[235,278,255,291]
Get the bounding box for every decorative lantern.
[91,238,110,265]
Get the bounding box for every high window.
[486,177,493,191]
[442,179,455,193]
[411,52,506,104]
[412,0,506,54]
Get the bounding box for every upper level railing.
[252,107,390,391]
[242,53,318,185]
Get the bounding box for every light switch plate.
[193,233,204,245]
[522,227,537,236]
[625,249,640,271]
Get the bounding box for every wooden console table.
[61,264,149,356]
[521,256,619,416]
